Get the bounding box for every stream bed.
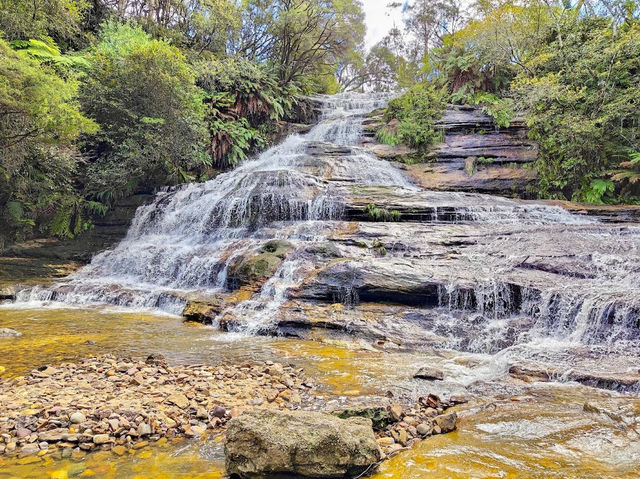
[1,306,638,478]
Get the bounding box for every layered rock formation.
[365,105,538,197]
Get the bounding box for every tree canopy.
[1,0,638,248]
[0,0,366,246]
[374,0,640,204]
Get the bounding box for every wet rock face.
[226,241,294,290]
[225,409,382,478]
[509,363,640,391]
[182,296,226,323]
[367,105,538,198]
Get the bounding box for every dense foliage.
[196,57,301,168]
[0,38,97,244]
[377,83,446,150]
[81,22,208,203]
[376,0,640,204]
[0,0,366,247]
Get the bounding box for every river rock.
[93,434,110,444]
[182,296,226,323]
[388,404,403,422]
[434,412,457,433]
[38,429,67,442]
[70,412,86,424]
[414,367,444,381]
[0,328,22,338]
[167,392,189,409]
[225,409,382,478]
[416,422,431,436]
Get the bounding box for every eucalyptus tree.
[390,0,465,62]
[236,0,366,86]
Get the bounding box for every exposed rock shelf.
[7,92,640,399]
[365,105,538,197]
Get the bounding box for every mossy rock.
[226,241,294,290]
[182,296,225,323]
[306,242,342,258]
[227,253,282,290]
[259,240,294,259]
[332,406,393,431]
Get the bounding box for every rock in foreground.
[0,355,315,460]
[225,409,382,478]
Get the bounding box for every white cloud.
[361,0,405,50]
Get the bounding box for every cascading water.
[15,92,640,357]
[17,93,411,317]
[4,95,640,479]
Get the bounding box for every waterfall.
[17,93,410,314]
[13,92,640,351]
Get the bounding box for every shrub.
[80,22,208,203]
[377,83,446,150]
[0,38,97,243]
[196,57,301,168]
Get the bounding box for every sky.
[361,0,407,50]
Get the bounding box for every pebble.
[93,434,110,444]
[112,445,127,456]
[0,354,315,461]
[212,406,226,418]
[398,428,408,446]
[388,403,403,422]
[70,412,86,424]
[373,396,458,457]
[377,437,395,446]
[167,392,189,409]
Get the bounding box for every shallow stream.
[1,306,638,478]
[2,92,639,477]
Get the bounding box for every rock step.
[367,104,538,198]
[291,259,640,342]
[509,364,640,392]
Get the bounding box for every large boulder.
[225,409,382,478]
[182,295,226,323]
[226,240,294,290]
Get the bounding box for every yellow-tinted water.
[376,389,640,478]
[1,306,639,478]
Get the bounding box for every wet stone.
[0,328,22,337]
[0,354,315,460]
[434,412,457,434]
[414,366,444,381]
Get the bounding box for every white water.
[18,93,409,315]
[14,93,640,354]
